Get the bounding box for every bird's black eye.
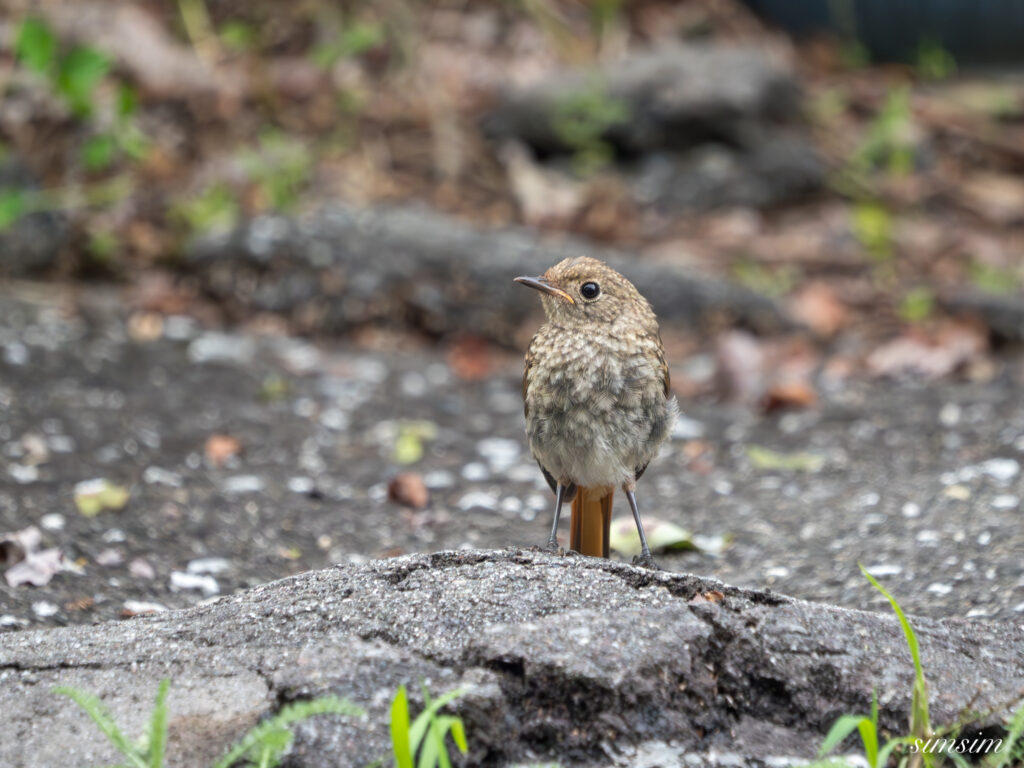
[580,282,600,300]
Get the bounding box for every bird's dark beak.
[514,276,576,305]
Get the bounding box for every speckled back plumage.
[522,257,679,490]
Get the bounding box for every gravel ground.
[1,284,1022,629]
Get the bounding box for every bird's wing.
[657,334,671,399]
[522,333,538,418]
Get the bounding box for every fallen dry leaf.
[500,141,585,229]
[74,478,130,517]
[205,434,243,467]
[388,473,430,509]
[762,379,818,413]
[788,282,848,338]
[1,526,69,588]
[447,336,494,381]
[867,322,987,379]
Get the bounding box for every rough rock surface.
[1,550,1022,768]
[482,44,822,210]
[187,204,791,341]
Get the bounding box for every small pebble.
[3,342,29,366]
[944,485,970,500]
[992,494,1020,510]
[672,416,705,440]
[128,558,156,580]
[422,470,455,489]
[476,438,521,472]
[96,548,124,567]
[187,557,230,575]
[367,483,388,503]
[865,564,902,577]
[916,530,940,544]
[169,571,220,596]
[858,491,880,508]
[926,582,953,595]
[39,513,65,532]
[187,333,255,365]
[457,491,498,511]
[124,600,167,614]
[901,502,921,518]
[222,475,265,495]
[47,435,75,453]
[461,462,489,482]
[939,403,961,427]
[500,497,523,515]
[32,601,59,618]
[0,615,28,628]
[287,476,316,494]
[981,458,1020,483]
[143,466,183,487]
[8,464,39,484]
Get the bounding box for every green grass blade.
[990,704,1024,767]
[391,685,414,768]
[407,688,465,753]
[54,686,148,768]
[146,678,170,768]
[447,717,468,755]
[819,714,869,757]
[856,718,879,768]
[434,715,453,768]
[878,736,913,767]
[416,725,439,768]
[213,696,362,768]
[860,564,931,737]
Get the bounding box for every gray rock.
[188,205,791,341]
[483,44,801,156]
[0,160,67,276]
[1,550,1020,767]
[482,44,822,210]
[942,291,1024,343]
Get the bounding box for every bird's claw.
[632,553,662,571]
[543,540,565,555]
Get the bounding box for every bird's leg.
[624,486,660,570]
[545,483,572,551]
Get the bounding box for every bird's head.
[514,256,654,328]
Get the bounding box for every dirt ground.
[2,283,1022,630]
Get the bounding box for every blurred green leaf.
[172,183,238,235]
[747,445,825,473]
[82,133,117,171]
[15,17,58,75]
[898,286,934,324]
[610,517,696,557]
[915,39,957,80]
[969,262,1019,295]
[74,478,130,517]
[852,201,893,263]
[219,21,256,52]
[0,189,26,231]
[116,83,139,121]
[313,21,384,69]
[393,421,438,465]
[57,46,112,116]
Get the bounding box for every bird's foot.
[531,539,563,555]
[632,553,662,571]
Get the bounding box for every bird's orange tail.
[570,486,613,558]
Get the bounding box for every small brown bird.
[516,256,678,568]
